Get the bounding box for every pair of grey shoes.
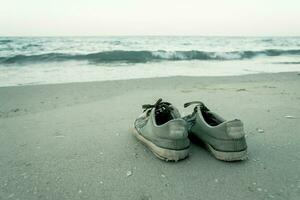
[133,99,247,162]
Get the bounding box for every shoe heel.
[132,128,189,162]
[206,143,247,161]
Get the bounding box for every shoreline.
[1,71,300,88]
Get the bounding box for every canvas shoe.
[184,101,247,161]
[133,99,190,161]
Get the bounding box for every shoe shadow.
[188,134,206,149]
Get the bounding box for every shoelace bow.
[142,98,173,114]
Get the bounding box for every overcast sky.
[0,0,299,36]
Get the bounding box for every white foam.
[0,58,299,87]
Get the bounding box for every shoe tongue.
[155,102,173,115]
[199,104,209,112]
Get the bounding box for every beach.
[0,72,299,200]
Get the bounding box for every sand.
[0,72,300,200]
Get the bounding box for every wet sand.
[0,72,300,200]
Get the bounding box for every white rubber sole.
[206,143,247,161]
[132,128,189,162]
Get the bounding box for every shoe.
[133,99,190,161]
[184,101,247,161]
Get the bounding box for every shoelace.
[142,98,173,115]
[183,101,210,126]
[184,101,209,112]
[184,101,222,126]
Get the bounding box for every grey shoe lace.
[142,98,173,115]
[184,101,222,126]
[184,101,209,112]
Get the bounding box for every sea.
[0,36,300,87]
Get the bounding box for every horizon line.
[1,35,300,38]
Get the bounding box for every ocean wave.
[261,38,273,42]
[0,39,13,44]
[1,49,300,64]
[22,44,41,49]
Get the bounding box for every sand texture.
[0,72,300,200]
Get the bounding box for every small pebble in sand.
[78,190,82,194]
[13,108,20,112]
[214,179,219,183]
[257,128,264,133]
[284,115,297,119]
[8,193,15,198]
[54,135,65,138]
[100,181,103,184]
[268,194,275,198]
[161,174,166,178]
[99,152,103,155]
[257,188,262,192]
[33,186,38,194]
[236,88,247,92]
[181,89,193,93]
[21,173,28,179]
[252,182,257,185]
[126,170,132,177]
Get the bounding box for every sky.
[0,0,300,36]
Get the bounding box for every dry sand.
[0,72,300,200]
